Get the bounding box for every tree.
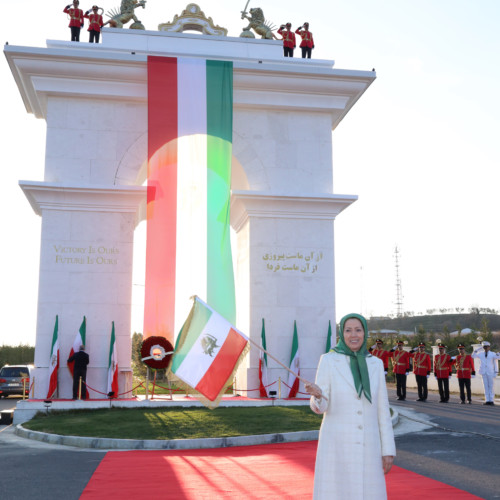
[131,332,146,378]
[0,345,35,366]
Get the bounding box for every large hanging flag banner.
[259,318,269,397]
[107,321,119,397]
[169,296,248,408]
[67,316,89,399]
[145,56,235,343]
[287,320,300,398]
[46,315,59,399]
[325,320,333,353]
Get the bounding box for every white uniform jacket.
[310,352,396,500]
[472,349,499,376]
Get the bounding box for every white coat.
[472,349,499,375]
[311,352,396,500]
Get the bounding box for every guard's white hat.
[482,341,490,346]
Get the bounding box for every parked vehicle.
[0,365,33,398]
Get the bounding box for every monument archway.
[6,23,374,400]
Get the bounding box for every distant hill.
[367,313,500,333]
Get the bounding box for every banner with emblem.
[107,321,118,397]
[169,296,248,408]
[46,315,59,399]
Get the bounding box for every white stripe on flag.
[175,58,208,335]
[174,312,233,388]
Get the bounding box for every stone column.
[231,190,356,397]
[20,181,145,399]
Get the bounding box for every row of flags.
[45,299,332,405]
[46,315,118,399]
[259,319,334,398]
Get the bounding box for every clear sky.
[1,0,499,346]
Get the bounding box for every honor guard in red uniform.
[84,5,104,43]
[389,341,410,401]
[410,342,432,401]
[369,339,389,374]
[434,343,452,402]
[295,22,314,59]
[64,0,84,42]
[451,343,475,404]
[278,23,296,58]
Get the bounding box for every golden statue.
[240,4,277,40]
[103,0,146,29]
[158,3,227,36]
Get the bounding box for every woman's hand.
[304,382,323,399]
[382,456,394,474]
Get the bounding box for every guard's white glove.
[471,375,476,379]
[384,371,388,376]
[451,356,456,360]
[405,371,409,376]
[371,344,377,350]
[426,375,430,379]
[448,376,451,379]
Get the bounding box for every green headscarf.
[333,313,372,403]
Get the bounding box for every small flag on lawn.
[67,316,89,399]
[259,318,268,397]
[46,315,59,399]
[287,320,300,398]
[169,296,248,408]
[107,322,118,397]
[325,320,333,353]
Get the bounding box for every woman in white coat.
[305,313,396,500]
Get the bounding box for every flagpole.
[245,335,328,401]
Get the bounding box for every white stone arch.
[7,29,374,401]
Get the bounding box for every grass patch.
[24,406,322,440]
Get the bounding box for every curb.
[15,406,400,451]
[15,425,320,450]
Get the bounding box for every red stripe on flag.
[196,329,248,401]
[144,56,178,342]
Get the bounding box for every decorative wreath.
[140,336,174,369]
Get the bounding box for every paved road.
[1,391,500,499]
[389,388,500,500]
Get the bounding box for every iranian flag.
[107,321,118,397]
[325,320,333,353]
[259,318,269,397]
[145,56,235,344]
[46,315,59,399]
[170,297,248,408]
[287,321,300,398]
[67,316,89,398]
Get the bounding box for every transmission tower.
[394,246,403,317]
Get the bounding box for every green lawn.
[23,406,322,440]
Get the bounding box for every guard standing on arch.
[295,22,314,59]
[63,0,84,42]
[277,23,296,57]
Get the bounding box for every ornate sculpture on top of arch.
[158,3,228,36]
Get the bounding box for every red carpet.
[81,441,481,499]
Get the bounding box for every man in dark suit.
[67,345,89,399]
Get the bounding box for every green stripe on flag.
[206,60,235,324]
[170,300,212,372]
